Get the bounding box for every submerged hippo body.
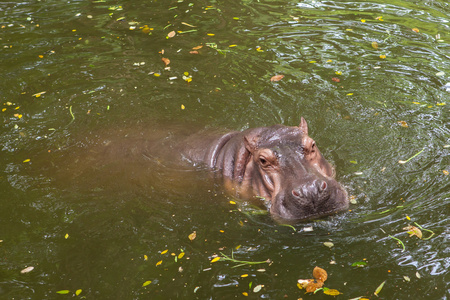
[174,117,348,222]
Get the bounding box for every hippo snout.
[270,177,348,222]
[291,180,328,201]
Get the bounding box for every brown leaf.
[270,75,284,82]
[305,280,323,293]
[403,225,422,239]
[312,266,327,282]
[412,28,419,33]
[192,45,203,50]
[189,51,199,54]
[167,31,176,38]
[332,77,340,82]
[161,57,170,66]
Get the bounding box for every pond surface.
[1,0,449,299]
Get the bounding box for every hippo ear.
[244,135,258,154]
[299,117,309,135]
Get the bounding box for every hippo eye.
[311,142,316,152]
[259,157,269,167]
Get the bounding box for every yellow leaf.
[324,289,342,295]
[207,33,215,36]
[75,289,82,296]
[211,257,221,263]
[229,200,236,205]
[161,249,168,255]
[219,230,224,233]
[144,255,148,261]
[15,106,20,110]
[412,102,421,104]
[142,280,152,287]
[1,108,6,112]
[443,170,449,175]
[167,31,176,38]
[347,93,354,96]
[64,233,69,239]
[372,41,378,49]
[335,71,342,75]
[178,252,185,259]
[156,260,162,266]
[412,28,419,33]
[39,55,44,58]
[181,104,185,110]
[436,102,446,106]
[242,292,248,296]
[181,22,196,27]
[380,54,386,59]
[188,231,196,241]
[229,44,237,47]
[153,73,161,77]
[297,282,304,290]
[235,245,241,250]
[406,215,411,220]
[23,159,30,163]
[327,59,333,62]
[361,19,366,22]
[398,121,408,128]
[309,61,317,63]
[241,274,248,278]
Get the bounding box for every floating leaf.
[270,75,284,82]
[189,51,199,54]
[331,77,340,82]
[211,257,221,263]
[253,284,263,293]
[194,286,200,293]
[144,255,148,261]
[75,289,82,296]
[188,231,197,241]
[161,57,170,66]
[242,292,248,296]
[167,31,176,38]
[306,280,323,293]
[372,41,378,49]
[313,267,327,282]
[416,272,421,279]
[436,71,445,77]
[65,233,69,239]
[323,242,334,248]
[380,54,386,59]
[21,266,34,274]
[192,45,203,50]
[156,260,162,266]
[241,274,248,278]
[56,290,70,294]
[403,225,422,239]
[398,121,408,128]
[412,28,419,33]
[324,289,342,296]
[352,261,367,267]
[229,200,236,205]
[403,276,410,282]
[374,280,386,296]
[161,249,168,255]
[23,159,30,163]
[207,33,215,36]
[181,22,196,27]
[443,170,449,175]
[142,280,152,287]
[181,104,185,110]
[178,252,185,259]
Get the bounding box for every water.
[1,0,449,299]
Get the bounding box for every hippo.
[174,117,349,222]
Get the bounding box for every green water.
[1,0,449,299]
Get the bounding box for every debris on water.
[323,242,334,248]
[403,225,422,239]
[374,280,386,296]
[188,231,196,241]
[21,266,34,274]
[270,75,284,82]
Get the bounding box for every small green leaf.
[351,261,367,267]
[374,280,386,296]
[56,290,70,294]
[142,280,152,287]
[75,289,82,296]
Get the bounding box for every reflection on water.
[1,0,449,298]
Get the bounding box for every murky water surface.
[1,0,449,299]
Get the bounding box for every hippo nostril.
[292,190,301,198]
[320,181,327,192]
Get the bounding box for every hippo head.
[243,118,348,222]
